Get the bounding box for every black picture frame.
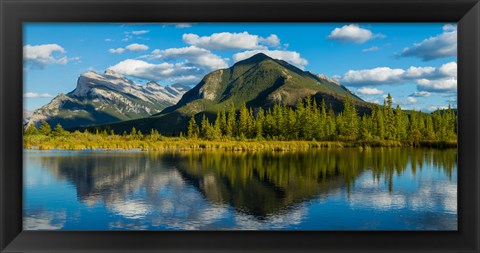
[1,0,479,252]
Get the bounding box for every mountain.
[91,53,372,135]
[27,70,189,129]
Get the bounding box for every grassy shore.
[24,134,457,151]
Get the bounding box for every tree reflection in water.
[24,148,456,230]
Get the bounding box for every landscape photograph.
[23,23,457,230]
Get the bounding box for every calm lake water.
[23,148,457,230]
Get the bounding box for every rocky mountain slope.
[27,70,189,129]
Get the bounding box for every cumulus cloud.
[108,59,204,83]
[327,24,384,44]
[356,87,384,95]
[109,48,125,54]
[415,77,457,92]
[183,32,280,50]
[147,46,228,70]
[362,46,379,53]
[109,43,149,54]
[259,34,281,47]
[339,61,457,93]
[400,25,457,61]
[232,49,308,68]
[341,67,405,86]
[125,43,149,51]
[24,92,53,98]
[23,44,73,68]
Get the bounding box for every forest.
[24,94,457,151]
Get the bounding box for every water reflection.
[24,148,457,230]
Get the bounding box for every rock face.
[27,70,189,129]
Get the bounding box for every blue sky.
[23,23,457,112]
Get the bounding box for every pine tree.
[326,105,336,140]
[341,94,358,139]
[255,108,265,139]
[424,115,436,140]
[39,121,51,136]
[360,115,372,140]
[238,103,249,136]
[395,105,407,140]
[226,103,236,138]
[187,115,199,139]
[52,123,66,137]
[213,112,223,140]
[24,124,38,135]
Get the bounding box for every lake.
[23,148,457,230]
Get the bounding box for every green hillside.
[94,53,372,135]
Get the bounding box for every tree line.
[186,94,457,142]
[25,93,457,145]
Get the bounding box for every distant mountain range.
[27,70,189,129]
[95,53,372,135]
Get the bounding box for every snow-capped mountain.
[27,70,189,129]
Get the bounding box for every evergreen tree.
[226,103,236,138]
[39,121,51,136]
[395,105,407,140]
[384,94,397,139]
[238,103,249,136]
[255,108,265,139]
[24,124,38,135]
[187,115,200,139]
[52,123,66,137]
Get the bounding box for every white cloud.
[327,24,384,44]
[356,87,384,95]
[233,49,308,68]
[410,91,432,97]
[109,48,125,54]
[416,77,457,92]
[108,59,204,83]
[125,43,149,51]
[23,44,70,68]
[407,97,417,104]
[404,66,436,78]
[109,43,149,54]
[105,38,113,42]
[362,46,379,53]
[259,34,281,47]
[148,46,228,70]
[131,30,149,35]
[24,92,53,98]
[438,61,457,77]
[428,105,449,112]
[339,61,457,94]
[341,67,405,86]
[183,32,281,50]
[400,26,456,61]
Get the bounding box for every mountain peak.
[104,69,124,78]
[234,53,274,66]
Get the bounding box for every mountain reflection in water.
[23,148,457,230]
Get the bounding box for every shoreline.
[24,139,458,152]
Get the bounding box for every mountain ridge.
[27,70,189,129]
